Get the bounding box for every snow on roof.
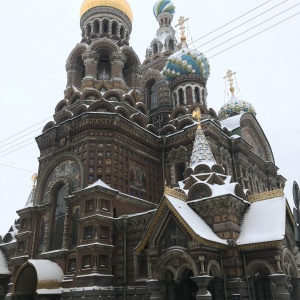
[29,260,63,287]
[0,251,10,274]
[166,195,228,245]
[220,114,242,131]
[237,196,286,246]
[84,179,117,192]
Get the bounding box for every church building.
[1,0,300,299]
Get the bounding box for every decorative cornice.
[238,240,283,251]
[164,187,186,201]
[248,189,284,203]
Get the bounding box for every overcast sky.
[0,0,299,234]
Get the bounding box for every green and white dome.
[218,94,256,120]
[153,0,175,17]
[163,48,210,82]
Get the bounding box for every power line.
[187,0,273,45]
[0,135,38,154]
[208,11,300,59]
[0,142,36,158]
[188,0,290,50]
[0,116,51,144]
[202,4,300,54]
[0,163,36,174]
[0,127,43,150]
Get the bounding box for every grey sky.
[0,0,299,234]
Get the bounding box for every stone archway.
[247,260,275,300]
[152,249,199,300]
[207,260,224,300]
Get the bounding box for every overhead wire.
[0,163,36,174]
[0,116,51,144]
[208,11,300,59]
[187,0,273,45]
[187,0,290,49]
[0,1,299,159]
[202,3,300,54]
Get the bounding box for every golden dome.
[80,0,133,22]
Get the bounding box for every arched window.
[168,39,174,51]
[120,26,125,39]
[176,163,185,181]
[102,19,109,34]
[153,43,158,54]
[50,184,67,250]
[186,87,193,105]
[97,50,111,80]
[86,23,91,37]
[149,82,158,110]
[178,89,184,105]
[202,89,205,104]
[173,92,177,107]
[195,87,201,103]
[93,20,100,34]
[112,21,118,36]
[75,55,85,85]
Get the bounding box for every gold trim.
[238,240,283,251]
[164,186,187,202]
[286,200,296,225]
[248,189,284,203]
[80,0,133,21]
[135,196,227,254]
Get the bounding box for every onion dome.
[80,0,133,22]
[218,94,256,120]
[153,0,175,17]
[163,48,210,82]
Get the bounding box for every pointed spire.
[24,173,37,208]
[190,108,216,167]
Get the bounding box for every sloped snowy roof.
[0,251,10,274]
[237,196,286,246]
[166,195,228,245]
[28,260,63,289]
[219,114,242,131]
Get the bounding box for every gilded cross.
[175,16,189,46]
[192,107,201,129]
[224,69,236,94]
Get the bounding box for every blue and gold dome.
[153,0,175,17]
[218,94,256,120]
[163,48,210,82]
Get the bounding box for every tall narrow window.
[153,43,158,54]
[86,24,91,37]
[120,26,125,39]
[202,89,205,104]
[195,87,201,103]
[103,19,109,33]
[168,39,174,51]
[173,92,177,107]
[176,163,185,181]
[93,20,100,34]
[50,184,67,250]
[112,22,118,36]
[150,83,158,109]
[186,87,193,105]
[97,50,111,80]
[178,89,184,105]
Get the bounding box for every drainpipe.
[243,251,252,300]
[122,216,129,300]
[220,252,228,300]
[231,137,238,182]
